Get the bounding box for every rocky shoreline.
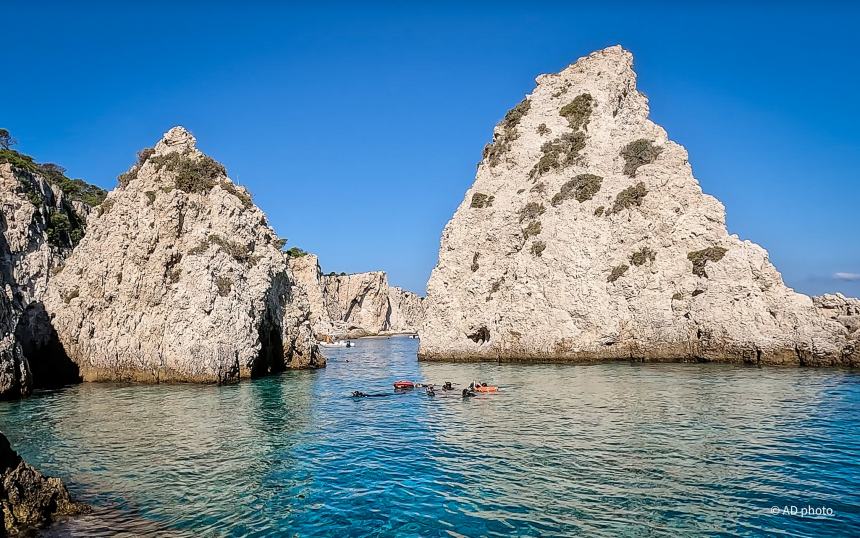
[0,431,87,535]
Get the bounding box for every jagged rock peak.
[420,47,858,366]
[158,125,197,151]
[44,127,323,383]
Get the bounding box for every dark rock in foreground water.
[0,431,87,535]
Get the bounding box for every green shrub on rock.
[607,264,629,283]
[519,202,545,222]
[551,174,602,206]
[483,98,531,167]
[530,241,546,257]
[621,139,662,177]
[286,247,307,258]
[609,182,648,214]
[470,192,494,208]
[529,132,586,180]
[559,93,594,131]
[630,246,656,266]
[687,246,728,277]
[523,220,542,240]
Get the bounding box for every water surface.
[2,337,859,536]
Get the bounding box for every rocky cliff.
[814,294,860,338]
[0,151,105,400]
[419,46,858,366]
[0,431,87,535]
[43,127,323,383]
[287,254,423,340]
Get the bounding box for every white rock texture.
[0,162,91,399]
[419,46,859,366]
[814,294,860,338]
[287,254,424,340]
[44,127,323,383]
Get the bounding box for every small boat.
[319,341,348,348]
[393,380,415,390]
[474,385,499,393]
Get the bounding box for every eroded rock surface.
[288,254,423,340]
[419,46,858,366]
[0,431,87,535]
[814,294,860,338]
[44,127,322,382]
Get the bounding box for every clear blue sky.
[4,2,858,296]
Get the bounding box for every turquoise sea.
[1,336,858,537]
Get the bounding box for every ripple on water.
[1,337,859,537]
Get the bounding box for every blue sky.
[4,2,858,296]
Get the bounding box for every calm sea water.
[1,336,859,537]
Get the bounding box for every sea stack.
[419,46,858,366]
[44,127,323,383]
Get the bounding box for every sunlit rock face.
[287,254,424,340]
[44,127,322,383]
[0,160,100,399]
[420,46,858,366]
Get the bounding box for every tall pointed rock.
[45,127,323,382]
[419,46,858,366]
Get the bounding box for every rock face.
[814,294,860,338]
[419,46,859,366]
[44,127,323,383]
[287,254,424,340]
[0,431,87,534]
[0,156,103,399]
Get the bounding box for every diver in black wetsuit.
[462,388,476,398]
[352,391,387,398]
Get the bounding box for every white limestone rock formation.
[387,287,424,333]
[814,294,860,338]
[287,253,424,340]
[44,127,323,383]
[419,46,858,366]
[0,159,102,399]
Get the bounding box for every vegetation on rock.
[523,220,542,240]
[0,147,106,206]
[471,252,480,272]
[607,264,629,282]
[609,182,648,214]
[530,241,546,257]
[529,132,586,180]
[286,247,308,258]
[630,246,656,266]
[519,202,546,222]
[559,93,594,131]
[621,139,662,177]
[594,206,605,216]
[687,246,728,278]
[551,174,602,206]
[483,98,531,167]
[537,123,550,136]
[470,192,494,208]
